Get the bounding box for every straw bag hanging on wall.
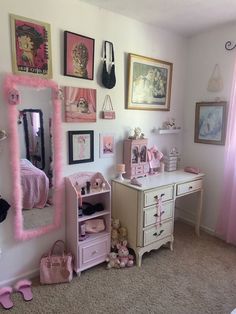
[101,95,116,119]
[102,41,116,89]
[207,64,223,92]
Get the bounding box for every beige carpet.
[4,221,236,314]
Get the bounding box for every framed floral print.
[10,14,52,78]
[194,101,227,145]
[64,31,94,80]
[68,130,94,164]
[127,53,173,111]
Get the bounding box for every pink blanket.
[20,159,49,209]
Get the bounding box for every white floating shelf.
[158,129,181,134]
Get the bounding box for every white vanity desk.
[111,170,205,266]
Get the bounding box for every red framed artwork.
[64,86,96,122]
[10,14,52,78]
[64,31,94,80]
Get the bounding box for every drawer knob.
[154,193,165,200]
[153,211,165,218]
[189,186,193,189]
[91,250,98,255]
[153,230,164,237]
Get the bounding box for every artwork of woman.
[16,24,46,70]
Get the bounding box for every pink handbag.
[40,240,73,285]
[101,95,116,119]
[85,218,105,233]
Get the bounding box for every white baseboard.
[0,268,39,288]
[175,217,215,235]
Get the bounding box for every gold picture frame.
[127,53,173,111]
[10,14,52,78]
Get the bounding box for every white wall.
[181,23,236,232]
[0,0,187,285]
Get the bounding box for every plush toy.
[111,218,120,231]
[111,228,119,250]
[118,226,128,243]
[117,240,134,268]
[111,218,121,250]
[106,252,120,269]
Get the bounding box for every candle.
[116,163,125,173]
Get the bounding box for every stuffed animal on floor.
[111,228,119,250]
[111,218,121,250]
[117,240,134,268]
[118,226,128,243]
[111,218,120,231]
[106,252,120,269]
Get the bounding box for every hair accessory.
[0,130,7,141]
[8,88,20,105]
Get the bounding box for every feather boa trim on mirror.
[4,74,63,241]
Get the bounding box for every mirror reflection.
[21,109,45,170]
[17,86,53,230]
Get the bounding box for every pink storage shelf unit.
[65,172,111,275]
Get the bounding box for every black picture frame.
[64,31,94,80]
[68,130,94,164]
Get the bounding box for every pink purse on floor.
[40,240,73,285]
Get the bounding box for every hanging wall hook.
[225,41,236,51]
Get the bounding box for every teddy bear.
[111,218,121,250]
[111,218,120,231]
[111,228,119,250]
[106,252,120,269]
[118,226,128,243]
[117,240,134,268]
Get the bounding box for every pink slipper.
[0,286,13,309]
[14,280,33,301]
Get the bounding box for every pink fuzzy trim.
[4,74,63,241]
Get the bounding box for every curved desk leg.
[195,189,203,236]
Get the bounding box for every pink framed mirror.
[4,74,63,240]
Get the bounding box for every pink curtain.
[216,62,236,245]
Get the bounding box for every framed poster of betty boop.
[10,14,52,78]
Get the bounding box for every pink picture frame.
[99,133,115,158]
[10,14,52,78]
[64,86,96,122]
[64,31,94,80]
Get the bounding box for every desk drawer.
[143,220,172,246]
[144,185,173,207]
[177,179,202,196]
[143,201,173,227]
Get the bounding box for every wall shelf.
[158,129,181,134]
